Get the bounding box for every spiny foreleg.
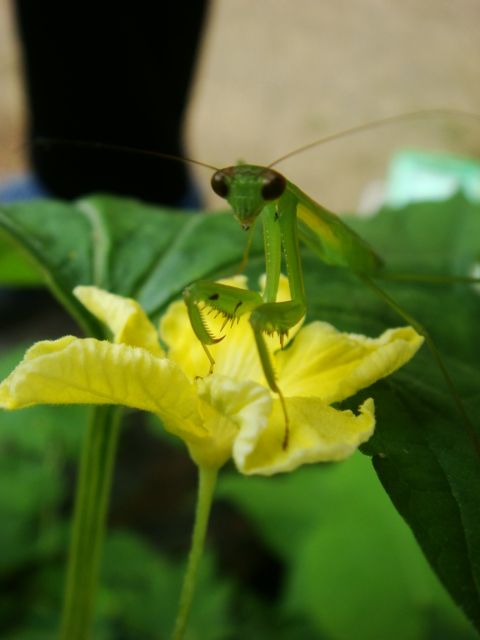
[183,280,262,372]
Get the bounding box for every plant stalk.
[58,405,122,640]
[171,465,218,640]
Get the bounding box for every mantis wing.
[287,181,384,274]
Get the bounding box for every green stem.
[59,405,122,640]
[171,465,218,640]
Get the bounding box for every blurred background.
[1,0,480,211]
[0,1,479,638]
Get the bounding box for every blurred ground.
[1,0,480,211]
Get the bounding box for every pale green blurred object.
[385,150,480,207]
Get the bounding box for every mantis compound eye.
[211,171,229,198]
[261,170,286,201]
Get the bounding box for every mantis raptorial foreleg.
[183,280,262,365]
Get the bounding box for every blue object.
[0,173,202,209]
[0,174,48,203]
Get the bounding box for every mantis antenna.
[268,108,480,168]
[36,108,480,173]
[34,137,219,172]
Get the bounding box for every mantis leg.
[250,191,306,339]
[236,222,257,275]
[378,272,480,285]
[183,280,262,372]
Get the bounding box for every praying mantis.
[181,110,480,449]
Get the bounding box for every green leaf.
[0,196,261,335]
[0,235,42,285]
[358,361,480,634]
[345,194,480,278]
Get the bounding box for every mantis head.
[211,165,286,229]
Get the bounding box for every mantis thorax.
[211,165,286,229]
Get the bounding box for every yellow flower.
[0,279,423,474]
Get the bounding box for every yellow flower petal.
[74,286,163,355]
[259,273,289,303]
[187,374,272,469]
[275,322,424,403]
[234,397,375,475]
[0,337,203,441]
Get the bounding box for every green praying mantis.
[39,109,480,450]
[183,161,383,444]
[181,110,480,450]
